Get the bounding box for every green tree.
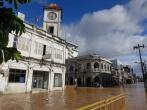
[0,0,31,64]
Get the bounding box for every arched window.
[94,62,99,68]
[101,63,103,69]
[69,77,74,85]
[87,63,91,69]
[69,65,74,72]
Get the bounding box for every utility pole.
[133,44,147,92]
[133,44,145,80]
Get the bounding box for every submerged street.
[0,83,147,110]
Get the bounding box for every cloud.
[127,0,147,22]
[61,0,147,75]
[61,0,147,57]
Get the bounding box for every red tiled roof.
[46,3,61,10]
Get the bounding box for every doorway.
[86,77,92,87]
[94,76,100,87]
[32,71,49,89]
[69,77,74,85]
[78,77,82,86]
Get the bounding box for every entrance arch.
[78,77,82,86]
[69,77,74,85]
[94,76,100,87]
[86,77,92,87]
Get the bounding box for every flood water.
[124,83,147,110]
[0,83,147,110]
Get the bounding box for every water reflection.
[124,83,147,110]
[0,83,147,110]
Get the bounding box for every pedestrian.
[74,78,77,89]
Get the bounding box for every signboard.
[18,12,25,21]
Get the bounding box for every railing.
[77,94,125,110]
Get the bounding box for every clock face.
[47,12,57,20]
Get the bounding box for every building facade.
[66,55,115,87]
[0,3,78,93]
[123,66,135,84]
[111,59,135,85]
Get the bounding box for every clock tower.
[43,3,62,37]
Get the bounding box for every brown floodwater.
[124,83,147,110]
[0,83,147,110]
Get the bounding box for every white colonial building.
[0,3,78,93]
[66,55,115,87]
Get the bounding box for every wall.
[0,74,6,93]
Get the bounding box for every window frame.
[48,26,54,34]
[94,62,99,69]
[86,63,91,69]
[8,69,26,83]
[54,73,62,87]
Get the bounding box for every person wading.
[74,78,78,89]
